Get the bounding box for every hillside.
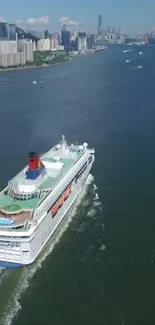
[16,26,40,42]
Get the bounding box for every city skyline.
[1,0,155,34]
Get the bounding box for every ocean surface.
[0,46,155,325]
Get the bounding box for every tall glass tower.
[97,14,102,36]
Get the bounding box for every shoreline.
[0,64,50,73]
[0,58,73,73]
[0,50,106,74]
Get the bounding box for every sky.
[1,0,155,34]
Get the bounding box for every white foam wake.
[0,269,10,286]
[1,174,94,325]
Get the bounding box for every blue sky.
[1,0,155,33]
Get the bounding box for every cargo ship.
[0,136,95,268]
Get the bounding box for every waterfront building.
[77,32,87,52]
[37,38,51,51]
[18,39,34,62]
[0,39,33,67]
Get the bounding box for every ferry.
[0,136,95,268]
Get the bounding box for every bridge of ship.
[0,145,84,229]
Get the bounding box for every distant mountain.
[16,26,40,42]
[0,21,41,42]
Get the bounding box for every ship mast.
[61,135,65,143]
[61,135,67,154]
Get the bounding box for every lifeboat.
[64,187,70,200]
[51,203,59,216]
[58,195,64,207]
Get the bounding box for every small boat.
[32,81,37,84]
[123,49,132,53]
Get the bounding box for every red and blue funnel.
[26,152,45,180]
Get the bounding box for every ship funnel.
[26,152,46,180]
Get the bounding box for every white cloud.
[59,17,69,24]
[16,20,23,24]
[68,20,79,26]
[16,16,50,26]
[26,16,50,24]
[59,16,79,26]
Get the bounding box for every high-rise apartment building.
[37,39,51,51]
[18,39,34,62]
[0,40,27,67]
[50,37,59,51]
[0,40,18,53]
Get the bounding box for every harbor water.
[0,46,155,325]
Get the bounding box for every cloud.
[26,16,50,24]
[16,20,23,24]
[59,17,69,25]
[59,16,79,26]
[16,16,50,26]
[68,20,79,26]
[0,17,5,22]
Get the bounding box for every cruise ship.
[0,136,95,268]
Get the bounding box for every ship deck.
[40,157,73,190]
[0,147,84,215]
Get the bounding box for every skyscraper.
[98,14,102,36]
[61,26,70,51]
[62,24,66,32]
[9,24,16,40]
[77,32,87,52]
[0,23,16,40]
[44,29,49,39]
[86,34,95,49]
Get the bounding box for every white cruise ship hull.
[0,161,93,268]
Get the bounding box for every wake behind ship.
[0,136,95,268]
